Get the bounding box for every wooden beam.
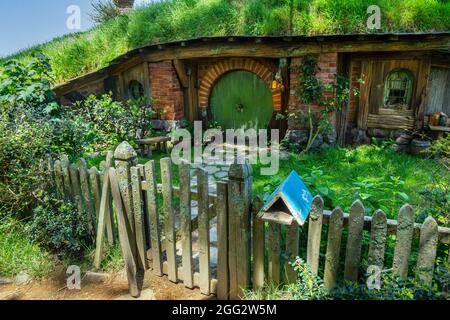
[53,36,450,97]
[172,60,189,88]
[143,38,450,63]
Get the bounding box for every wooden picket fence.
[252,197,450,293]
[45,141,450,299]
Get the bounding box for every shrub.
[27,192,93,258]
[418,176,450,227]
[71,94,154,151]
[331,265,449,300]
[0,55,86,215]
[243,258,329,300]
[429,134,450,170]
[0,111,50,215]
[0,53,57,114]
[244,257,449,300]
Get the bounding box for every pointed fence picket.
[161,158,178,283]
[179,162,194,289]
[307,196,324,274]
[344,200,365,282]
[323,208,344,289]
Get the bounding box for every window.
[383,69,414,109]
[128,80,144,100]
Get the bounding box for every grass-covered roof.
[2,0,449,84]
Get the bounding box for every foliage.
[244,258,449,300]
[243,258,329,300]
[2,0,449,83]
[417,175,450,227]
[330,266,449,300]
[0,216,54,278]
[0,55,86,215]
[301,166,335,208]
[0,111,51,215]
[27,192,93,258]
[98,244,124,272]
[90,0,121,24]
[429,134,450,170]
[278,56,355,154]
[351,175,410,215]
[252,144,447,218]
[71,94,154,152]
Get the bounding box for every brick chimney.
[113,0,135,13]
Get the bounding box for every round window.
[128,80,144,100]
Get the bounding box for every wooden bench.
[137,136,171,157]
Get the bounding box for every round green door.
[210,71,274,130]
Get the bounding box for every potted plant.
[409,131,432,156]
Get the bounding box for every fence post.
[217,181,230,300]
[227,162,252,300]
[252,196,265,289]
[114,142,138,237]
[114,142,139,273]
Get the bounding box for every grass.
[254,144,448,220]
[1,0,449,83]
[0,217,54,278]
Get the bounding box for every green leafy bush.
[418,176,450,227]
[27,192,93,257]
[243,258,329,300]
[351,175,410,215]
[0,53,57,114]
[429,134,450,170]
[71,94,154,151]
[0,55,86,215]
[331,266,449,300]
[244,257,449,300]
[0,111,51,215]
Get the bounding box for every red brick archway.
[198,59,282,112]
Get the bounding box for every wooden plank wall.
[353,53,432,130]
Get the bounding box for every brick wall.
[149,61,184,121]
[288,53,338,129]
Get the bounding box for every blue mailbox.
[258,171,313,226]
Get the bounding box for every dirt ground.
[0,268,213,301]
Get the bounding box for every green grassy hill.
[3,0,449,83]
